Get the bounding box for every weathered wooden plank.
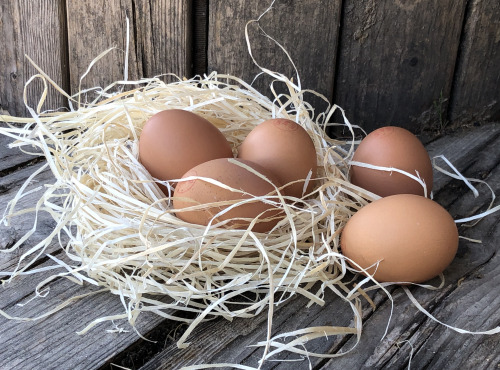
[0,162,167,370]
[138,123,500,369]
[208,0,341,116]
[66,0,141,98]
[0,260,165,370]
[133,0,193,79]
[334,0,467,133]
[0,133,43,175]
[449,0,500,125]
[0,0,69,117]
[192,0,209,76]
[0,162,58,273]
[424,123,500,198]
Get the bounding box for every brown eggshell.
[173,158,284,232]
[350,126,433,197]
[237,118,317,199]
[139,109,233,193]
[340,194,459,283]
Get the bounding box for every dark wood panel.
[208,0,341,118]
[0,0,68,117]
[192,0,208,76]
[334,0,467,134]
[133,0,193,79]
[449,0,500,125]
[66,0,140,98]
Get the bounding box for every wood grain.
[333,0,467,133]
[66,0,140,98]
[0,162,64,281]
[192,0,208,76]
[0,0,68,117]
[0,260,165,370]
[133,0,193,79]
[0,162,167,370]
[208,0,341,117]
[0,134,42,175]
[449,0,500,125]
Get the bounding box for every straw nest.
[0,62,383,354]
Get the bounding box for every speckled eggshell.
[173,158,284,232]
[350,126,433,197]
[139,109,233,193]
[340,194,459,283]
[237,118,317,199]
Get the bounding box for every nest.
[0,58,386,361]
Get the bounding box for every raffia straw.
[0,54,377,365]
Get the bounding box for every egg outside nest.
[340,194,459,284]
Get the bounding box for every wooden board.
[66,0,140,97]
[208,0,341,116]
[0,0,69,117]
[0,161,169,370]
[449,0,500,124]
[0,133,43,175]
[333,0,467,133]
[0,258,166,370]
[0,163,60,272]
[133,0,193,79]
[66,0,194,100]
[1,0,499,132]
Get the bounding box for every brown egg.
[350,126,433,197]
[173,158,284,232]
[340,194,459,283]
[139,109,233,194]
[237,118,317,199]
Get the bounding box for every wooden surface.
[66,0,141,96]
[130,0,193,80]
[449,0,500,124]
[333,0,467,132]
[0,0,68,116]
[0,123,499,370]
[208,0,341,113]
[1,0,499,132]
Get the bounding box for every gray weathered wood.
[334,0,467,133]
[0,0,69,117]
[0,161,167,370]
[1,0,499,133]
[0,162,59,273]
[133,0,193,79]
[208,0,341,116]
[0,259,165,370]
[66,0,193,100]
[66,0,141,98]
[0,133,42,175]
[449,0,500,125]
[138,123,500,369]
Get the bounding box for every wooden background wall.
[0,0,499,134]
